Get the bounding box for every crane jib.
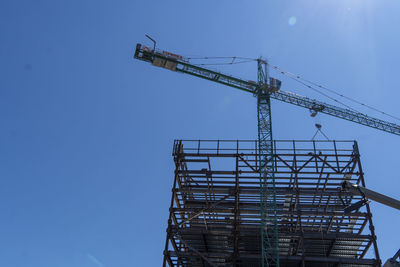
[134,43,400,136]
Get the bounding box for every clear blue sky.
[1,0,400,266]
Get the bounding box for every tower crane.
[134,42,400,267]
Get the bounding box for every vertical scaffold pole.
[257,59,279,267]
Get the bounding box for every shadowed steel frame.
[162,140,380,267]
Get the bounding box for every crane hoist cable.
[311,123,330,141]
[185,56,256,66]
[281,71,359,113]
[190,59,256,66]
[185,56,256,61]
[270,64,400,122]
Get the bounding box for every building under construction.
[162,140,380,266]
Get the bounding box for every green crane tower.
[256,59,279,266]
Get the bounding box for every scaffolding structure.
[162,140,380,267]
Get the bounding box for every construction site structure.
[134,41,400,266]
[163,140,380,266]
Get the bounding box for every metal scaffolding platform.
[162,140,380,267]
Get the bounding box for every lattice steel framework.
[162,140,381,267]
[256,60,279,266]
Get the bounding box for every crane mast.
[257,60,279,266]
[134,43,400,266]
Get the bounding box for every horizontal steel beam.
[167,251,378,265]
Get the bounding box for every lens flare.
[288,16,297,26]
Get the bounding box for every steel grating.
[162,140,380,267]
